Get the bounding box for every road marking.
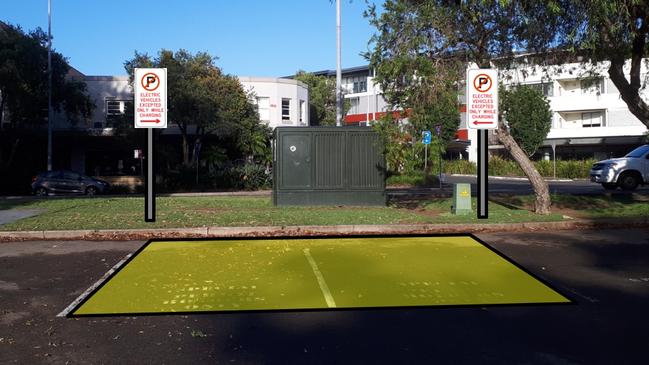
[57,253,132,317]
[303,248,337,308]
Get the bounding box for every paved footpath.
[1,229,648,364]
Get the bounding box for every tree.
[501,85,553,157]
[0,22,93,168]
[365,1,553,214]
[527,1,649,128]
[124,50,265,166]
[294,71,339,126]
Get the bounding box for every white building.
[489,60,649,161]
[313,66,391,125]
[314,61,649,162]
[40,70,309,175]
[238,77,309,129]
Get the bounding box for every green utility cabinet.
[273,127,386,206]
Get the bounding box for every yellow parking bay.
[70,235,570,316]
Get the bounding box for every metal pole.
[335,0,342,127]
[145,129,155,222]
[552,143,557,179]
[477,130,488,219]
[439,142,442,189]
[424,144,428,172]
[47,0,53,171]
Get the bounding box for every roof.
[285,65,372,78]
[238,76,308,89]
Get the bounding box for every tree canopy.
[525,1,649,127]
[0,22,93,129]
[294,71,339,126]
[124,49,268,165]
[501,85,553,157]
[365,0,553,214]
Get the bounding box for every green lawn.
[1,193,646,231]
[491,193,649,219]
[0,196,431,231]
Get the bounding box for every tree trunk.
[608,58,649,128]
[495,126,551,215]
[0,90,5,130]
[6,137,20,168]
[182,134,189,166]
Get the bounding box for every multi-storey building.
[492,60,649,161]
[313,62,649,162]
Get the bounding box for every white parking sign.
[134,68,167,128]
[467,69,498,130]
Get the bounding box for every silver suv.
[590,144,649,191]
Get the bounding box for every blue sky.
[3,0,383,77]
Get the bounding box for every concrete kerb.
[448,174,574,183]
[1,217,647,242]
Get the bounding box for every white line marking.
[303,248,336,308]
[57,253,132,317]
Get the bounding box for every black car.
[31,170,110,196]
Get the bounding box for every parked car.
[590,144,649,191]
[31,170,110,196]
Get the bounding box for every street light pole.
[47,0,53,171]
[335,0,342,127]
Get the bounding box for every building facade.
[43,71,309,176]
[491,60,649,161]
[314,61,649,163]
[238,77,309,129]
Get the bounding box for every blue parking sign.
[422,130,432,145]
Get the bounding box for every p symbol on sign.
[473,74,493,92]
[141,73,160,91]
[146,76,156,88]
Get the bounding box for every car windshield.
[625,145,649,158]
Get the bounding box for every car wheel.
[35,187,48,196]
[618,173,639,191]
[86,186,98,196]
[602,183,617,190]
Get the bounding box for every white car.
[590,144,649,191]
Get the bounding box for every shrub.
[229,163,272,190]
[442,157,597,179]
[444,159,476,175]
[488,155,523,176]
[386,172,440,187]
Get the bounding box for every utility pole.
[47,0,53,171]
[335,0,342,127]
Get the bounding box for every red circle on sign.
[473,74,493,93]
[141,73,160,91]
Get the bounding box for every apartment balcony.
[546,125,648,140]
[547,93,624,113]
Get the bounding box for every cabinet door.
[280,134,311,189]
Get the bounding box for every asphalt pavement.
[1,229,648,364]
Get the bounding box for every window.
[106,99,127,116]
[580,78,604,94]
[528,82,553,97]
[581,111,603,127]
[281,98,291,123]
[62,171,80,180]
[256,97,270,122]
[299,100,306,125]
[349,97,360,114]
[343,76,368,94]
[353,80,367,93]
